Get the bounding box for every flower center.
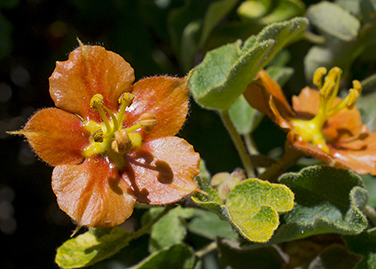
[82,93,157,168]
[288,67,362,153]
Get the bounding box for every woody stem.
[258,142,304,182]
[220,109,255,178]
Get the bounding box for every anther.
[140,113,157,132]
[90,94,104,110]
[111,129,132,154]
[352,80,362,93]
[313,67,327,89]
[91,126,104,142]
[119,93,134,107]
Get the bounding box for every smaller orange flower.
[244,67,376,175]
[10,42,200,227]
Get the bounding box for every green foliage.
[308,245,361,269]
[304,0,376,82]
[168,0,240,71]
[129,243,196,269]
[226,178,294,242]
[345,227,376,269]
[217,237,287,268]
[273,166,368,243]
[55,227,130,268]
[142,206,194,253]
[191,176,225,217]
[188,17,308,110]
[187,209,239,240]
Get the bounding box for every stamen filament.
[126,123,142,133]
[102,106,119,132]
[96,105,112,134]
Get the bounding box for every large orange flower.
[244,67,376,175]
[12,43,200,227]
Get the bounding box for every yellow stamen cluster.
[83,92,157,168]
[289,67,362,153]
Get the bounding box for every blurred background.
[1,0,374,268]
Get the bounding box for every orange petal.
[124,136,200,204]
[52,157,136,227]
[244,70,294,119]
[270,96,292,130]
[124,76,189,141]
[329,125,376,175]
[289,139,349,170]
[292,87,363,140]
[18,108,88,166]
[49,45,135,121]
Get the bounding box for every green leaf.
[129,243,196,269]
[259,0,306,25]
[228,94,259,135]
[217,237,287,268]
[306,1,360,41]
[199,0,240,48]
[308,244,361,269]
[55,227,130,268]
[187,208,239,240]
[361,174,376,208]
[142,206,194,253]
[191,176,225,218]
[274,166,368,243]
[189,17,307,110]
[345,227,376,269]
[168,0,239,70]
[265,66,294,87]
[225,178,294,242]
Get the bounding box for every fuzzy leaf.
[189,17,308,110]
[187,208,239,240]
[306,1,360,41]
[225,178,294,242]
[191,176,225,218]
[129,243,196,269]
[142,206,194,253]
[273,166,368,244]
[55,227,130,268]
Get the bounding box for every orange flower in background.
[11,42,200,227]
[244,67,376,175]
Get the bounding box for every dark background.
[0,0,323,268]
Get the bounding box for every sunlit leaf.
[189,17,307,110]
[55,227,130,268]
[225,178,294,242]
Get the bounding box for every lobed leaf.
[225,178,294,242]
[189,17,308,110]
[267,166,369,245]
[55,227,130,268]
